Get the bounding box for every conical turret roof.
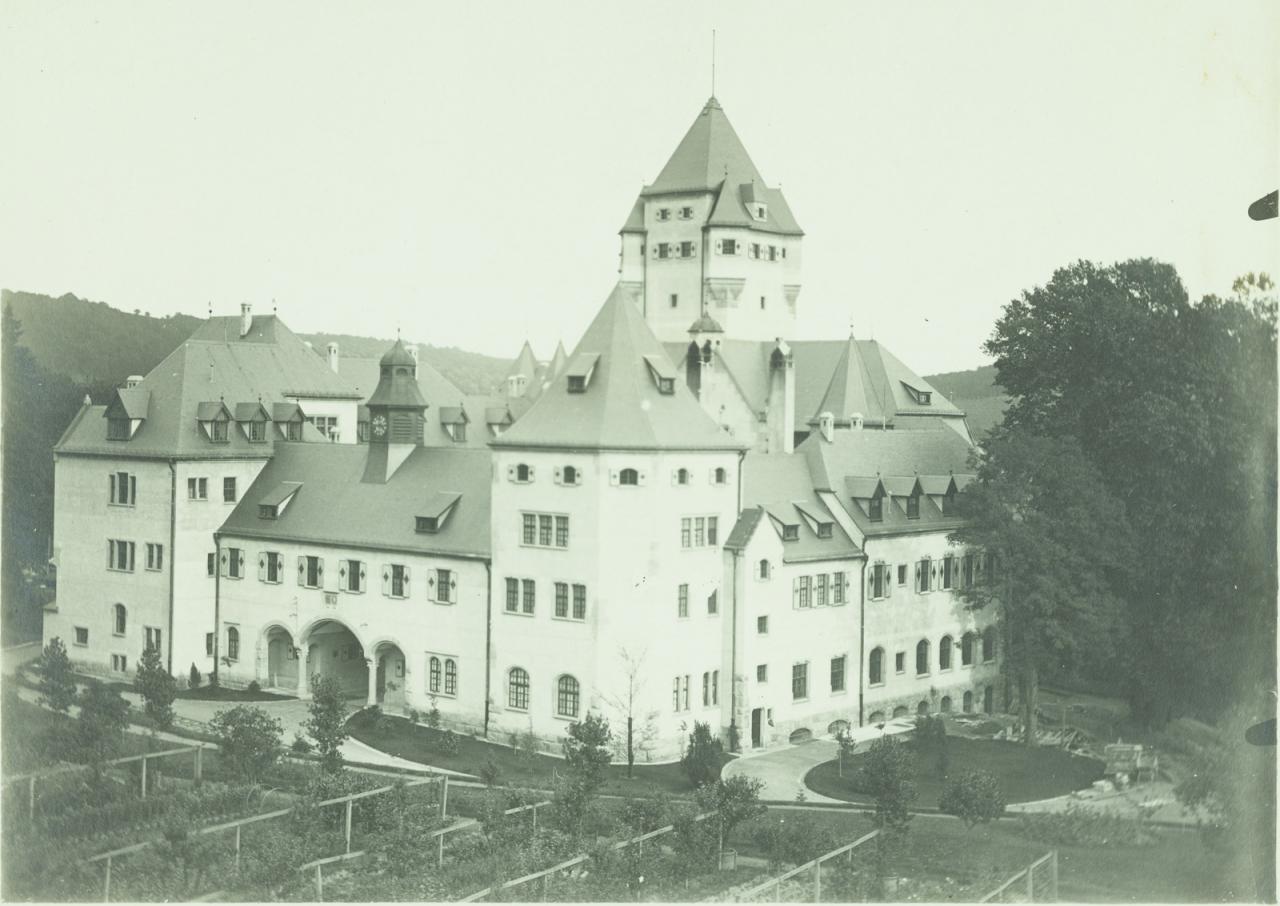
[491,284,744,452]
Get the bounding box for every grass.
[729,807,1241,902]
[345,709,729,796]
[805,735,1103,807]
[97,677,293,703]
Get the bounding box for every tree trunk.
[626,716,634,778]
[1023,661,1039,748]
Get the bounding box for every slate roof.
[219,444,491,559]
[622,98,803,237]
[56,315,359,459]
[800,427,976,537]
[737,453,862,563]
[491,283,744,452]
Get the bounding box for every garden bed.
[805,736,1103,807]
[345,709,729,796]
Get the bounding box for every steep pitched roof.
[505,341,540,382]
[219,444,491,559]
[630,98,803,236]
[804,338,963,425]
[56,316,361,459]
[548,341,569,379]
[491,284,744,452]
[740,453,862,563]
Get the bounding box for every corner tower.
[619,97,803,345]
[362,339,428,483]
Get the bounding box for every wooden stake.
[345,801,353,853]
[814,859,821,901]
[1051,851,1059,901]
[140,755,147,799]
[437,834,444,868]
[1026,864,1035,901]
[234,825,241,873]
[28,775,35,821]
[194,747,203,785]
[103,856,112,903]
[440,776,449,817]
[314,863,323,901]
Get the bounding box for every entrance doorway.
[751,707,763,748]
[303,620,368,700]
[374,642,407,711]
[265,627,300,694]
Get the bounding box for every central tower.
[618,97,804,344]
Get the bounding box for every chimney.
[818,411,835,443]
[125,375,144,389]
[240,303,252,337]
[850,412,864,430]
[326,342,340,373]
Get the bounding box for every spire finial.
[711,29,716,97]
[272,297,277,315]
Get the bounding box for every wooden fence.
[733,829,880,902]
[2,745,207,819]
[85,774,450,902]
[459,810,719,902]
[978,851,1058,903]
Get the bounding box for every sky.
[2,1,1276,374]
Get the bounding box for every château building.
[46,96,999,760]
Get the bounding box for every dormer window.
[416,516,440,533]
[643,354,677,396]
[869,495,883,522]
[258,481,301,520]
[565,353,599,394]
[107,419,130,441]
[817,523,833,539]
[906,490,921,519]
[416,492,461,534]
[247,421,265,443]
[943,486,956,514]
[782,525,799,542]
[258,504,278,520]
[210,420,228,443]
[568,376,586,393]
[902,382,933,405]
[286,421,302,441]
[678,206,694,219]
[753,204,768,221]
[658,377,674,394]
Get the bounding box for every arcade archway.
[302,619,368,701]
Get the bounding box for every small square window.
[757,616,768,634]
[670,293,679,309]
[111,654,128,672]
[897,564,907,585]
[756,664,768,682]
[895,652,906,674]
[74,626,89,646]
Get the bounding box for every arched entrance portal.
[373,642,408,712]
[303,620,368,701]
[265,626,300,694]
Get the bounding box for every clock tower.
[361,339,428,483]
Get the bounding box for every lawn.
[345,709,729,797]
[97,677,294,703]
[805,736,1103,807]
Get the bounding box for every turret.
[361,340,428,483]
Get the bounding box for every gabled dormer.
[883,476,924,519]
[439,406,470,443]
[257,481,301,520]
[415,491,461,534]
[564,353,600,394]
[196,401,232,444]
[792,500,834,539]
[272,402,307,442]
[234,402,271,444]
[846,476,887,523]
[765,504,801,542]
[103,387,150,441]
[920,475,959,514]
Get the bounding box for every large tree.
[986,260,1276,724]
[951,431,1131,744]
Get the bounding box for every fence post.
[774,875,781,902]
[1050,851,1059,901]
[638,822,644,857]
[814,859,821,901]
[440,776,449,818]
[28,775,35,822]
[437,833,444,869]
[140,755,147,799]
[1026,862,1035,901]
[103,855,112,903]
[234,825,242,873]
[542,872,549,901]
[532,803,538,833]
[194,747,203,786]
[345,800,353,853]
[314,863,323,901]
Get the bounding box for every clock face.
[372,414,388,437]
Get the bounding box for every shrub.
[939,769,1006,828]
[291,731,314,754]
[695,775,766,841]
[750,814,843,869]
[247,680,261,694]
[305,674,348,774]
[135,645,177,729]
[857,735,916,855]
[74,683,130,777]
[1020,803,1157,847]
[36,637,77,714]
[914,714,949,778]
[680,721,723,788]
[210,705,283,784]
[425,695,441,729]
[188,663,202,690]
[562,712,612,797]
[478,758,501,787]
[439,729,460,755]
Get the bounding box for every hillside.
[302,332,510,396]
[925,364,1008,439]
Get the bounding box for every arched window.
[869,647,884,685]
[508,667,529,710]
[562,465,577,485]
[983,685,994,714]
[619,468,638,486]
[444,659,457,696]
[917,700,929,716]
[939,635,953,671]
[713,467,727,485]
[515,463,531,482]
[868,710,886,724]
[758,559,771,580]
[676,468,689,485]
[556,675,580,718]
[429,656,442,692]
[915,639,930,676]
[226,626,239,661]
[113,603,127,636]
[940,695,953,713]
[961,632,976,666]
[982,627,997,662]
[963,690,974,712]
[892,705,909,719]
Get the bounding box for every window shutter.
[449,573,458,602]
[403,566,411,591]
[609,470,620,486]
[316,558,324,584]
[868,570,876,599]
[358,562,367,592]
[554,466,562,483]
[130,476,137,503]
[382,565,390,596]
[237,550,245,574]
[527,466,535,481]
[109,473,116,502]
[637,470,647,486]
[885,568,893,598]
[297,556,306,585]
[915,562,922,592]
[714,239,723,254]
[792,577,800,608]
[507,465,515,481]
[258,553,267,582]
